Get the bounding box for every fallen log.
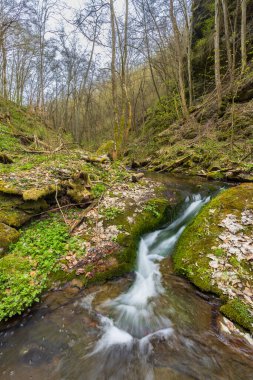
[70,200,99,233]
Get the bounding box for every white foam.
[90,317,133,354]
[87,194,209,354]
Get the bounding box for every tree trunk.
[169,0,189,119]
[241,0,247,73]
[110,0,119,156]
[214,0,222,109]
[221,0,233,82]
[1,36,8,99]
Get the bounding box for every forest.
[0,1,253,379]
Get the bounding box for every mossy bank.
[0,175,171,322]
[173,183,253,332]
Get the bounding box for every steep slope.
[128,71,253,182]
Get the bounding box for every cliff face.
[191,0,253,96]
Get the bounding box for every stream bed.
[0,176,253,380]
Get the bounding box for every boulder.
[0,222,20,252]
[22,186,57,201]
[0,153,13,164]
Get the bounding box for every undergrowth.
[0,216,72,321]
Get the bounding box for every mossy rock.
[19,199,49,213]
[0,209,31,228]
[173,183,253,332]
[66,173,91,204]
[0,194,48,227]
[67,188,91,204]
[0,223,20,251]
[220,299,253,332]
[117,198,170,271]
[0,153,13,164]
[207,171,225,181]
[0,181,22,196]
[22,185,57,201]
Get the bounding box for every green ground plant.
[0,216,70,320]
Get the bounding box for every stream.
[0,176,253,380]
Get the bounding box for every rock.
[67,188,91,204]
[131,160,139,169]
[167,156,191,172]
[0,222,20,251]
[0,209,31,228]
[66,172,92,204]
[69,279,83,289]
[207,171,225,181]
[23,186,57,201]
[0,180,22,196]
[0,153,13,164]
[132,173,145,183]
[173,183,253,332]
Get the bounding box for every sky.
[50,0,127,61]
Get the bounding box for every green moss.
[19,199,49,213]
[67,188,91,203]
[0,209,31,227]
[207,171,225,180]
[0,181,22,196]
[220,299,253,333]
[22,186,57,201]
[117,198,170,270]
[96,140,115,156]
[0,223,20,250]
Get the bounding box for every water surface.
[1,176,252,380]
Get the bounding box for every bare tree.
[109,0,119,155]
[241,0,247,73]
[169,0,189,118]
[214,0,222,109]
[0,0,24,99]
[221,0,233,82]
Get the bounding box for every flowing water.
[0,176,253,380]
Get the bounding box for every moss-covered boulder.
[22,185,57,201]
[116,198,170,272]
[0,194,49,229]
[0,209,31,228]
[0,223,20,251]
[173,183,253,332]
[66,172,91,204]
[0,153,13,164]
[0,181,22,196]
